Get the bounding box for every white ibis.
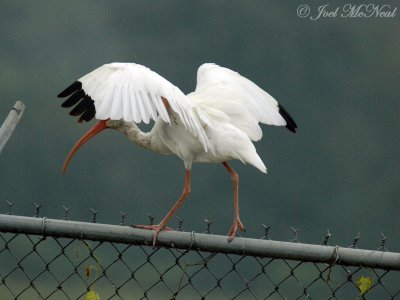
[58,63,297,246]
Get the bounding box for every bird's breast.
[158,121,206,161]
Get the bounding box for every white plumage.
[79,62,210,150]
[193,63,287,140]
[58,62,297,246]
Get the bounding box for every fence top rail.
[0,213,399,271]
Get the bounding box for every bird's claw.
[227,217,245,242]
[132,224,173,248]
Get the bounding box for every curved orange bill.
[62,120,108,174]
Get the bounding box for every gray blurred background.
[0,1,399,250]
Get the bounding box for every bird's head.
[62,119,123,175]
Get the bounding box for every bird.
[57,62,297,246]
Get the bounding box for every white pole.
[0,101,25,155]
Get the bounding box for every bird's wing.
[191,63,297,141]
[58,62,209,150]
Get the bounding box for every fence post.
[0,101,25,155]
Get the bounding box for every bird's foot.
[227,217,246,242]
[132,224,173,248]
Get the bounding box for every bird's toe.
[132,224,174,248]
[132,224,173,231]
[227,217,246,242]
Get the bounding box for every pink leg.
[134,169,191,247]
[223,162,245,241]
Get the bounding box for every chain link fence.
[0,209,399,300]
[2,102,400,299]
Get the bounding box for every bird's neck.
[117,121,154,150]
[108,120,169,154]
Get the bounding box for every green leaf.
[356,275,373,296]
[85,290,100,300]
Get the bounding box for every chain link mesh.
[2,103,400,299]
[1,220,400,300]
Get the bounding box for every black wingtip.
[78,105,96,123]
[61,89,86,108]
[69,96,94,116]
[57,81,82,98]
[278,104,297,133]
[58,81,96,123]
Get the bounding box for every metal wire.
[2,102,399,298]
[0,209,399,299]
